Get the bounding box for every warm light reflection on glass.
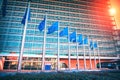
[109,8,116,16]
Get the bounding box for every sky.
[110,0,120,29]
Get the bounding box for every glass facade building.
[0,0,118,70]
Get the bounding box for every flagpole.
[93,41,97,69]
[76,42,79,70]
[97,41,101,69]
[41,14,47,71]
[68,28,71,70]
[88,37,92,70]
[18,1,30,72]
[76,32,79,70]
[57,22,60,71]
[83,36,86,70]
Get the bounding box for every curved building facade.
[0,0,119,71]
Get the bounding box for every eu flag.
[47,22,58,34]
[59,27,68,37]
[21,2,30,25]
[94,42,97,48]
[2,0,7,17]
[90,41,93,50]
[84,37,88,44]
[38,17,46,31]
[78,34,83,45]
[70,32,76,42]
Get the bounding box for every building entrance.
[3,56,57,70]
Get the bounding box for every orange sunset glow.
[110,0,120,29]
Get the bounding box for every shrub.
[0,71,120,80]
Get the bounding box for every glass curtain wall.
[0,0,116,70]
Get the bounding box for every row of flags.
[18,1,101,71]
[20,1,98,50]
[2,0,98,51]
[37,17,98,50]
[1,0,101,71]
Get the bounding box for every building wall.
[113,29,120,54]
[60,59,113,69]
[0,0,116,56]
